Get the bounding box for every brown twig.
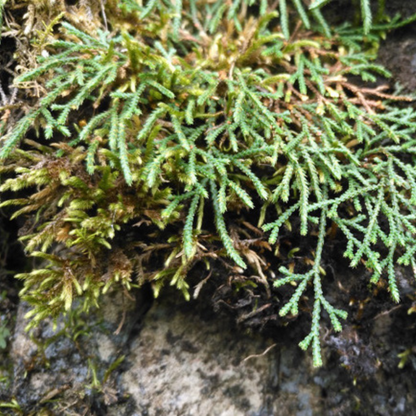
[242,343,277,363]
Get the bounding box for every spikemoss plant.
[2,0,416,366]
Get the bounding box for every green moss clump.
[2,0,416,366]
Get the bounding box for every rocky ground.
[1,261,416,415]
[2,1,416,415]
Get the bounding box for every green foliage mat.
[2,0,416,366]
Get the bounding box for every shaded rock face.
[4,1,416,415]
[5,278,416,416]
[378,24,416,93]
[6,290,324,416]
[7,290,146,414]
[118,297,321,416]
